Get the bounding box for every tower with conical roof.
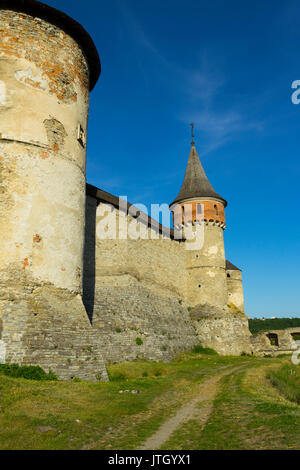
[170,131,228,307]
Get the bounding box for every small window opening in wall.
[214,204,218,216]
[198,284,201,288]
[196,204,202,215]
[291,332,300,341]
[267,333,279,347]
[195,254,199,258]
[227,273,231,278]
[77,124,86,148]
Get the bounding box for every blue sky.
[47,0,300,318]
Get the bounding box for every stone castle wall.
[0,277,108,381]
[83,197,198,363]
[83,196,251,361]
[251,327,300,356]
[190,304,252,355]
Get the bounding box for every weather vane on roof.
[190,122,195,145]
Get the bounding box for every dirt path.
[139,365,245,450]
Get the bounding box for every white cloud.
[182,107,264,154]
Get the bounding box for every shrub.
[115,327,122,333]
[0,364,57,381]
[136,337,143,346]
[108,371,127,381]
[191,344,218,355]
[154,370,162,377]
[142,371,148,377]
[249,317,300,335]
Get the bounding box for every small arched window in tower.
[214,204,218,216]
[196,204,202,215]
[198,284,201,288]
[227,273,231,278]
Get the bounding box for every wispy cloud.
[116,0,171,87]
[180,56,264,153]
[117,0,264,155]
[181,107,264,155]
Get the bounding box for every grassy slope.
[267,364,300,405]
[0,354,299,450]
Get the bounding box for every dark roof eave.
[86,183,175,239]
[0,0,100,91]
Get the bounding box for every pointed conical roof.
[226,260,241,271]
[170,143,227,207]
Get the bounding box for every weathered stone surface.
[90,277,198,363]
[185,223,228,307]
[191,304,252,355]
[0,10,89,294]
[0,275,108,380]
[0,8,107,381]
[226,268,244,312]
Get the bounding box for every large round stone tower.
[0,0,107,380]
[170,138,228,307]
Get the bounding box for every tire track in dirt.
[139,365,246,450]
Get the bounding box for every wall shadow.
[82,195,98,324]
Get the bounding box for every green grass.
[161,358,300,450]
[0,354,297,450]
[0,353,250,450]
[267,364,300,404]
